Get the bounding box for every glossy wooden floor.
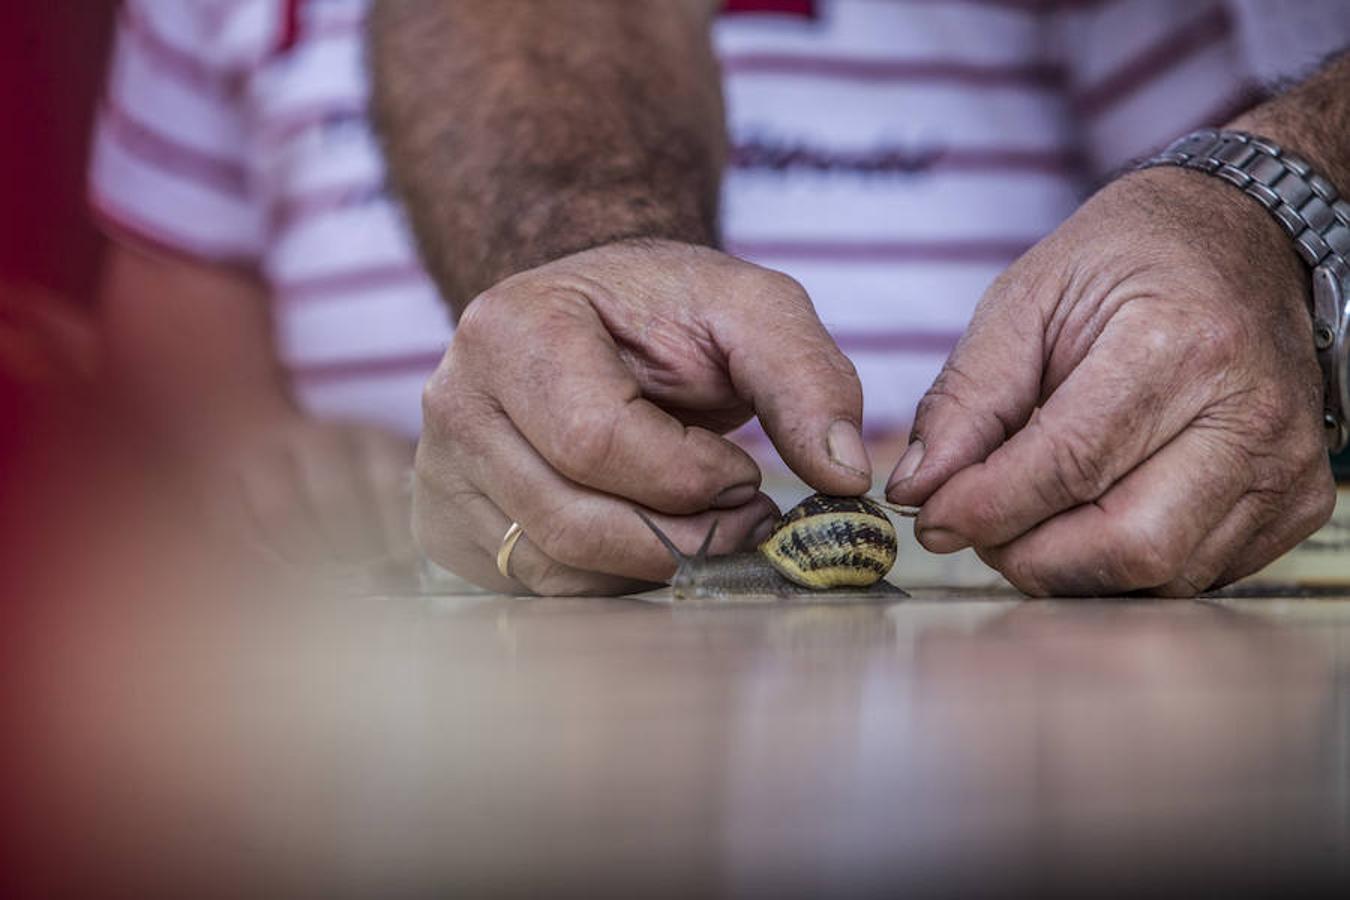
[17,562,1350,896]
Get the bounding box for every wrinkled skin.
[414,240,873,595]
[886,166,1335,596]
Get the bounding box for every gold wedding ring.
[496,521,525,580]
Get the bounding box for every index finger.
[457,292,763,515]
[916,315,1213,551]
[708,270,872,496]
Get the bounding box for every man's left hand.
[886,165,1335,596]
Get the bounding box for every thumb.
[885,278,1046,506]
[714,271,871,495]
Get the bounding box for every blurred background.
[0,2,115,303]
[1,0,119,696]
[0,2,117,559]
[1,1,115,524]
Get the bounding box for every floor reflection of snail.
[638,494,912,601]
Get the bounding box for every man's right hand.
[414,239,872,595]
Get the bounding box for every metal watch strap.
[1141,128,1350,451]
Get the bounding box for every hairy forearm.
[1230,48,1350,196]
[368,0,726,317]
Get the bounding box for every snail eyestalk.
[634,508,720,564]
[634,509,688,564]
[694,520,718,560]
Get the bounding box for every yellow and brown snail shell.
[757,493,897,589]
[637,493,902,600]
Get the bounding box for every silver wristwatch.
[1141,128,1350,452]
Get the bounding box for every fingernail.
[747,514,777,548]
[887,440,926,493]
[917,527,971,553]
[713,482,758,509]
[826,419,872,478]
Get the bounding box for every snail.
[636,493,912,601]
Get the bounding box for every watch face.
[1312,262,1350,459]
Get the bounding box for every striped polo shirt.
[90,0,1350,472]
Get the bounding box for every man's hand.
[207,418,417,568]
[414,240,872,595]
[886,166,1335,596]
[371,1,797,594]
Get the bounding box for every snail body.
[638,493,903,602]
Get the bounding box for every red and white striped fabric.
[90,0,1350,467]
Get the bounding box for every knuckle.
[529,508,605,571]
[793,350,863,420]
[964,492,1012,542]
[912,375,964,429]
[911,391,942,429]
[1290,419,1332,470]
[1044,427,1113,504]
[913,364,987,432]
[456,286,508,340]
[1296,476,1336,536]
[1185,314,1245,366]
[828,352,863,398]
[927,361,977,400]
[420,380,499,448]
[663,463,723,512]
[1242,388,1300,449]
[420,370,464,427]
[994,550,1050,597]
[1133,318,1183,356]
[551,405,622,485]
[1122,297,1230,360]
[752,267,811,306]
[1108,521,1186,588]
